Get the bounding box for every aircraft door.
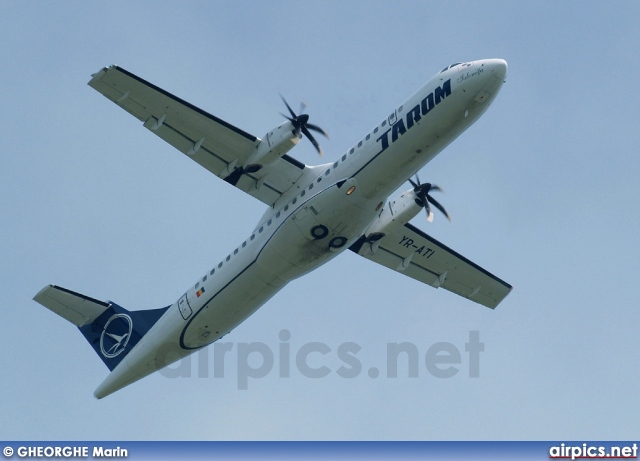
[178,294,192,320]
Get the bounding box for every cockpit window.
[441,62,463,73]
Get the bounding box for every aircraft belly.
[180,263,285,350]
[179,183,376,352]
[258,183,376,280]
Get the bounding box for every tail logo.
[100,313,133,358]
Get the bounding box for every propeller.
[408,174,451,223]
[280,95,329,156]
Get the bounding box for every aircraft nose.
[485,59,507,81]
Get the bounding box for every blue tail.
[34,285,169,371]
[78,301,169,371]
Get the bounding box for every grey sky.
[1,1,639,440]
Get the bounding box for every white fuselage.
[94,59,507,398]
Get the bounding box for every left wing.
[88,65,307,206]
[349,223,512,309]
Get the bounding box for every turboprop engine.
[243,119,301,172]
[242,97,329,174]
[360,176,450,253]
[365,189,425,242]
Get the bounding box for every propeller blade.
[280,95,297,120]
[420,191,432,218]
[306,123,329,139]
[423,199,432,219]
[427,211,434,223]
[279,111,293,121]
[412,175,431,194]
[408,174,450,223]
[301,126,323,156]
[279,96,326,156]
[427,194,451,221]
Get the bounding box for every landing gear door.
[178,294,192,320]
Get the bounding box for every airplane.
[34,59,512,398]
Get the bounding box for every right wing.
[349,223,512,309]
[88,65,307,207]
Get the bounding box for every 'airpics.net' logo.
[100,314,133,358]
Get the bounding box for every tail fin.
[34,285,169,371]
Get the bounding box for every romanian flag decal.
[196,287,205,297]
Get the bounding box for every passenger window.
[350,148,354,154]
[276,211,281,218]
[250,234,255,240]
[268,219,272,225]
[366,134,370,140]
[358,141,362,147]
[382,120,386,127]
[398,105,403,112]
[203,275,207,282]
[325,169,330,176]
[301,190,305,197]
[317,177,322,183]
[285,205,289,211]
[210,269,215,275]
[242,241,246,248]
[226,255,231,262]
[195,282,200,289]
[333,162,338,169]
[234,249,238,255]
[259,226,263,233]
[374,127,378,134]
[342,154,346,161]
[309,183,314,190]
[218,262,223,268]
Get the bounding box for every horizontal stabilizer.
[34,284,170,371]
[33,285,109,327]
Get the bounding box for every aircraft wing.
[88,65,307,207]
[349,223,512,309]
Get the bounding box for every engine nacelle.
[244,121,300,170]
[365,189,423,240]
